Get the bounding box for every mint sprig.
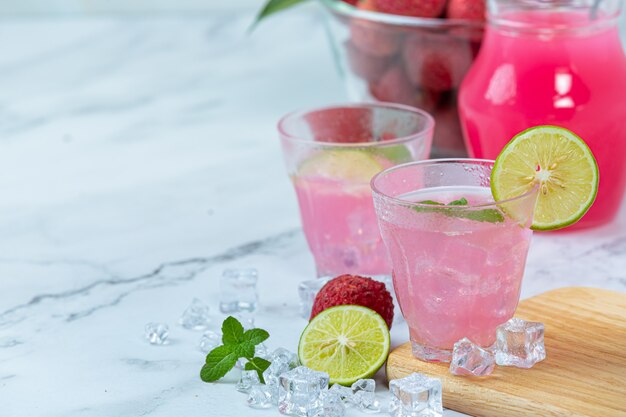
[414,197,505,223]
[200,316,270,383]
[253,0,310,28]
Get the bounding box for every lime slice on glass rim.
[491,125,599,231]
[298,305,390,386]
[298,150,384,182]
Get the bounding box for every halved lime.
[491,125,599,230]
[298,150,384,182]
[298,305,390,386]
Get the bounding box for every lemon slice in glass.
[298,150,384,183]
[491,125,599,230]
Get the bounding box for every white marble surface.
[0,4,625,417]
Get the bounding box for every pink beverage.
[294,174,390,277]
[372,160,537,362]
[459,1,626,229]
[279,104,434,279]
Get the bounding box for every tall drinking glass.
[279,103,434,280]
[371,159,538,362]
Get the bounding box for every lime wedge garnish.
[373,144,412,164]
[491,125,599,230]
[298,305,390,386]
[298,150,384,182]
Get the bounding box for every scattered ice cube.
[237,370,261,393]
[263,360,291,401]
[179,298,211,330]
[449,338,495,377]
[389,373,443,417]
[328,384,353,403]
[278,366,330,416]
[144,322,169,345]
[308,391,346,417]
[235,312,255,330]
[351,379,379,413]
[271,347,300,368]
[248,384,275,409]
[351,379,375,393]
[222,366,242,383]
[236,358,248,370]
[255,342,269,359]
[198,330,221,354]
[220,268,258,314]
[352,391,380,413]
[298,278,330,319]
[495,318,546,368]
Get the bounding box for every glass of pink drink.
[371,159,538,361]
[459,0,626,229]
[278,104,434,279]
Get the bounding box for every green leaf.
[419,200,444,205]
[414,197,504,223]
[458,208,505,223]
[221,316,244,345]
[448,197,468,206]
[245,357,272,384]
[234,342,256,359]
[373,145,412,164]
[253,0,310,27]
[200,345,239,382]
[243,328,270,346]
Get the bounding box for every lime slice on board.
[298,150,384,182]
[491,125,599,231]
[298,305,390,386]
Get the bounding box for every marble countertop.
[1,5,625,417]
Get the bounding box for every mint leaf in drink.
[221,316,245,345]
[461,208,505,223]
[448,197,469,206]
[201,316,275,384]
[200,345,239,382]
[414,197,504,223]
[243,328,270,346]
[245,357,272,383]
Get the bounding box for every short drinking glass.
[279,103,434,280]
[371,159,538,361]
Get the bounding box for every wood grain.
[386,287,626,417]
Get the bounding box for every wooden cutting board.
[386,287,626,417]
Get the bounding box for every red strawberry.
[342,0,360,5]
[402,32,472,91]
[345,40,393,82]
[311,274,394,329]
[373,0,446,17]
[304,107,373,143]
[447,0,486,21]
[357,0,378,11]
[350,20,402,57]
[432,97,467,155]
[370,66,440,111]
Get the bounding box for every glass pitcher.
[459,0,626,229]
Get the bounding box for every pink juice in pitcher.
[374,178,535,361]
[459,7,626,229]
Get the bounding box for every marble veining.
[0,5,624,417]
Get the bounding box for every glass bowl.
[320,0,484,157]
